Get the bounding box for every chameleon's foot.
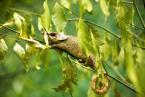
[78,59,85,63]
[85,55,96,69]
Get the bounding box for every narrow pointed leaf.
[0,39,8,60]
[38,0,51,31]
[99,0,110,17]
[52,2,66,32]
[13,43,26,59]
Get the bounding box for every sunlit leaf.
[40,48,50,68]
[0,38,8,60]
[12,80,23,94]
[99,33,111,61]
[22,37,46,49]
[38,0,51,31]
[38,0,50,45]
[26,45,42,70]
[13,12,24,30]
[87,86,96,97]
[77,19,91,54]
[33,52,42,70]
[112,39,120,65]
[0,20,14,29]
[135,48,145,94]
[124,36,138,87]
[79,0,92,16]
[25,44,38,57]
[60,0,71,9]
[13,43,26,59]
[95,0,99,2]
[52,2,66,32]
[53,55,77,96]
[99,0,110,17]
[13,12,29,39]
[28,24,35,36]
[84,0,92,12]
[90,31,98,55]
[13,43,29,71]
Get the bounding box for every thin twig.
[105,73,139,93]
[122,0,145,29]
[132,44,145,49]
[8,7,41,16]
[0,24,19,34]
[68,18,121,39]
[132,0,145,29]
[95,46,140,94]
[67,18,145,50]
[121,1,133,4]
[120,19,144,30]
[97,46,108,74]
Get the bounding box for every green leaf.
[77,19,91,55]
[38,0,51,31]
[22,37,46,49]
[124,36,138,87]
[25,45,43,70]
[53,55,77,96]
[90,31,98,55]
[32,51,42,70]
[60,0,71,9]
[13,43,26,59]
[28,24,35,36]
[99,33,111,61]
[13,43,29,71]
[13,12,24,31]
[52,2,66,32]
[13,12,29,39]
[0,38,8,60]
[112,39,120,65]
[99,0,110,17]
[79,0,92,16]
[25,44,38,58]
[40,48,50,68]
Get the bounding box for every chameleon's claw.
[78,59,85,63]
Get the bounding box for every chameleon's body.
[47,32,95,69]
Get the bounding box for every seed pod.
[91,74,110,95]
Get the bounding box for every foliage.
[0,0,145,97]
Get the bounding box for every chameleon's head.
[47,32,68,44]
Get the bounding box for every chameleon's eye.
[50,33,56,36]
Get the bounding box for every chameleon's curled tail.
[91,74,110,95]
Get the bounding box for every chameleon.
[47,32,110,94]
[47,32,96,69]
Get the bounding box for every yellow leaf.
[52,2,66,32]
[22,37,46,49]
[60,0,71,9]
[13,43,26,59]
[99,0,110,17]
[79,0,92,16]
[13,12,29,38]
[13,12,24,30]
[38,0,51,31]
[77,19,90,54]
[0,38,8,59]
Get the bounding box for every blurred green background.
[0,0,145,97]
